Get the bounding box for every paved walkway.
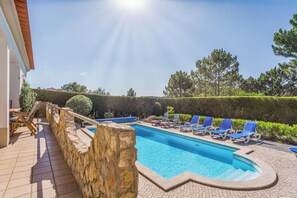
[0,120,82,198]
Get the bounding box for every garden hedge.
[34,89,297,144]
[34,89,297,124]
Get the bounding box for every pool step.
[215,169,237,180]
[216,169,259,181]
[232,170,257,181]
[223,169,244,180]
[243,171,260,181]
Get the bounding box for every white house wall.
[0,37,10,147]
[9,61,21,108]
[0,5,27,75]
[0,3,31,147]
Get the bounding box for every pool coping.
[134,123,278,191]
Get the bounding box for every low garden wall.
[46,103,138,198]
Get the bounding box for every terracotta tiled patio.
[0,119,82,198]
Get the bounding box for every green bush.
[66,95,93,116]
[104,111,114,118]
[152,102,162,116]
[155,116,164,120]
[19,82,36,112]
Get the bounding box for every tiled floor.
[0,119,83,198]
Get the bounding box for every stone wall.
[36,101,46,117]
[46,103,138,198]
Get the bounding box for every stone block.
[119,149,134,168]
[120,169,135,189]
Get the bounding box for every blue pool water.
[88,124,261,181]
[95,116,137,123]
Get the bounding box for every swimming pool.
[87,123,277,190]
[95,116,137,123]
[132,124,260,180]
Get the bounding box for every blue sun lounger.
[179,115,200,132]
[230,121,261,144]
[289,147,297,153]
[210,119,233,139]
[192,117,214,135]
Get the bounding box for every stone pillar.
[63,108,75,129]
[9,61,21,108]
[0,38,10,147]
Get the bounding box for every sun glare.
[115,0,147,11]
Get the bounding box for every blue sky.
[27,0,297,96]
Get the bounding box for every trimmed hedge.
[34,90,297,144]
[34,89,158,118]
[34,89,297,125]
[158,97,297,125]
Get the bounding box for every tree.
[127,88,136,97]
[255,14,297,96]
[163,70,194,97]
[191,60,213,96]
[257,63,297,96]
[89,88,110,95]
[61,82,88,93]
[240,76,260,93]
[191,49,241,96]
[272,14,297,60]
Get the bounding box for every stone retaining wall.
[46,103,138,198]
[36,101,46,117]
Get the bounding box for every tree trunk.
[218,77,220,96]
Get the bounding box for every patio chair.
[192,117,214,135]
[210,119,233,139]
[10,101,41,135]
[151,112,169,126]
[229,121,261,144]
[179,115,200,132]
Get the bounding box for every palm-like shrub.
[66,95,92,116]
